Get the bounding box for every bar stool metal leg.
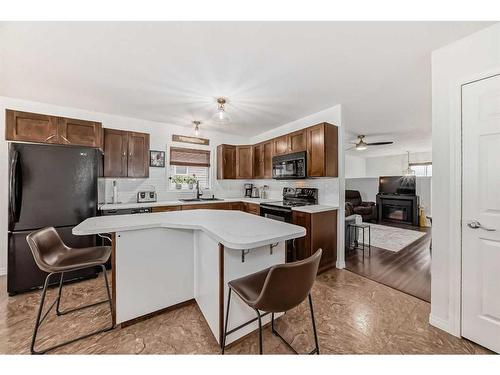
[31,265,114,354]
[221,288,232,354]
[308,293,320,354]
[256,309,263,354]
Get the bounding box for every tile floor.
[0,269,490,354]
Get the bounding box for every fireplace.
[377,194,419,226]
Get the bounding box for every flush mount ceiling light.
[212,97,230,124]
[193,120,201,136]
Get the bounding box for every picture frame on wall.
[149,150,165,167]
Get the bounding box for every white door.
[462,74,500,353]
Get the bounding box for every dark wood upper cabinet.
[5,109,103,148]
[288,129,307,153]
[252,143,263,179]
[58,117,102,148]
[272,135,288,156]
[215,122,338,180]
[292,209,337,274]
[103,129,149,178]
[6,110,59,144]
[217,144,236,179]
[236,145,253,179]
[306,123,338,177]
[262,140,273,179]
[103,129,128,177]
[127,132,149,178]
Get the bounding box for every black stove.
[260,188,318,262]
[260,187,318,211]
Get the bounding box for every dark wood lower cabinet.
[292,209,337,274]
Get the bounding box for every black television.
[379,175,416,195]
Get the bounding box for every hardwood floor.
[345,222,431,302]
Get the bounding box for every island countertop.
[73,209,306,250]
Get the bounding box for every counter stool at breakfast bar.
[221,249,322,355]
[26,227,114,354]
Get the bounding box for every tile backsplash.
[99,167,339,207]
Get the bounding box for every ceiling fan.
[347,135,394,151]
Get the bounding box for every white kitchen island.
[73,209,305,346]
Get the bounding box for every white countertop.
[73,209,306,250]
[98,198,338,213]
[291,205,339,213]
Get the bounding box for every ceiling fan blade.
[366,141,394,146]
[345,146,356,151]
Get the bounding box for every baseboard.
[336,260,345,269]
[0,267,6,276]
[429,313,460,337]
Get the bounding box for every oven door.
[272,152,306,179]
[260,205,295,261]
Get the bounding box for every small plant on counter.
[186,175,197,190]
[171,175,185,189]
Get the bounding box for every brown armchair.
[345,190,377,222]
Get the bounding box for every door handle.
[467,220,496,231]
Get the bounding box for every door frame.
[438,67,500,337]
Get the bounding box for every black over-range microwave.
[272,151,307,179]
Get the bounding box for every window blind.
[169,147,211,167]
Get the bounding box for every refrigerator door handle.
[9,150,22,224]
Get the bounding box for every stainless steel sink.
[200,197,223,201]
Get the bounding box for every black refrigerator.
[7,143,100,295]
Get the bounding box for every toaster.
[137,190,157,203]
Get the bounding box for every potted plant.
[172,175,185,190]
[186,175,197,190]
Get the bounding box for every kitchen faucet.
[196,179,203,199]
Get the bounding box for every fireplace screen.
[382,204,410,222]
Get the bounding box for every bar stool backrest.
[253,249,322,312]
[26,227,69,273]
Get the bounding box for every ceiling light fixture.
[355,136,368,151]
[403,151,415,176]
[213,97,230,124]
[193,120,201,136]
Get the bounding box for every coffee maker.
[244,183,253,198]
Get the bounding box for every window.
[410,162,432,177]
[169,147,211,189]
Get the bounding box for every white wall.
[431,23,500,336]
[0,96,248,275]
[364,151,431,177]
[345,155,366,178]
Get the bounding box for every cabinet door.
[312,210,337,273]
[5,110,58,144]
[272,135,288,156]
[262,140,273,179]
[127,132,150,178]
[291,211,312,261]
[306,123,326,177]
[244,202,260,215]
[103,129,128,177]
[288,129,307,153]
[58,117,103,148]
[236,145,253,179]
[253,143,263,179]
[217,145,236,179]
[152,206,180,213]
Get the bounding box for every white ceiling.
[0,21,493,154]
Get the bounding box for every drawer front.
[152,206,181,213]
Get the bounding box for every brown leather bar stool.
[222,249,322,355]
[26,227,114,354]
